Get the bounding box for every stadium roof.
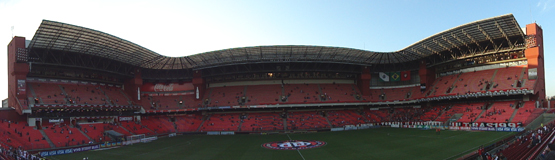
[28,14,525,70]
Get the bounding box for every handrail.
[527,126,555,159]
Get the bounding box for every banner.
[390,72,401,82]
[401,71,411,81]
[141,83,194,92]
[451,122,522,128]
[379,72,389,82]
[119,116,133,121]
[40,145,99,157]
[528,68,538,80]
[17,79,26,96]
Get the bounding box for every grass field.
[49,128,513,160]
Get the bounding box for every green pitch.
[49,128,513,160]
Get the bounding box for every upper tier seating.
[319,84,360,102]
[61,84,109,105]
[490,66,523,91]
[207,86,245,107]
[30,83,65,105]
[100,86,129,105]
[150,96,181,110]
[283,84,322,103]
[451,70,496,95]
[430,74,459,96]
[245,85,282,105]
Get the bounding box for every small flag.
[391,72,401,81]
[379,72,389,82]
[401,71,411,81]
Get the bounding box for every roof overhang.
[27,14,525,70]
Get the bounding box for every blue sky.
[0,0,554,100]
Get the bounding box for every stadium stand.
[326,110,366,127]
[475,101,515,123]
[140,116,175,134]
[207,86,245,106]
[42,122,90,148]
[78,123,113,142]
[150,96,181,110]
[451,70,496,95]
[287,111,329,130]
[319,84,360,102]
[2,15,549,160]
[100,86,130,105]
[118,121,155,136]
[200,113,241,132]
[283,84,322,103]
[240,112,284,131]
[245,85,282,105]
[174,114,204,132]
[0,120,50,150]
[61,84,109,105]
[29,83,66,105]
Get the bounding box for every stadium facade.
[1,13,548,158]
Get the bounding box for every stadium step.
[472,104,490,123]
[58,85,69,104]
[196,115,210,132]
[509,107,519,123]
[118,124,134,135]
[433,107,447,122]
[39,129,56,148]
[324,116,332,128]
[283,117,288,131]
[485,70,499,91]
[318,84,325,101]
[351,84,362,101]
[426,77,440,96]
[76,127,93,142]
[514,67,527,88]
[237,115,244,131]
[446,74,462,94]
[118,89,132,105]
[28,84,38,98]
[97,87,112,105]
[204,88,214,107]
[406,87,413,99]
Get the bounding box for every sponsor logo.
[262,140,326,150]
[154,84,175,92]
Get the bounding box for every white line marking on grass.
[286,134,306,160]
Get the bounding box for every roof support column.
[192,70,205,102]
[124,68,143,103]
[418,61,435,92]
[357,67,371,96]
